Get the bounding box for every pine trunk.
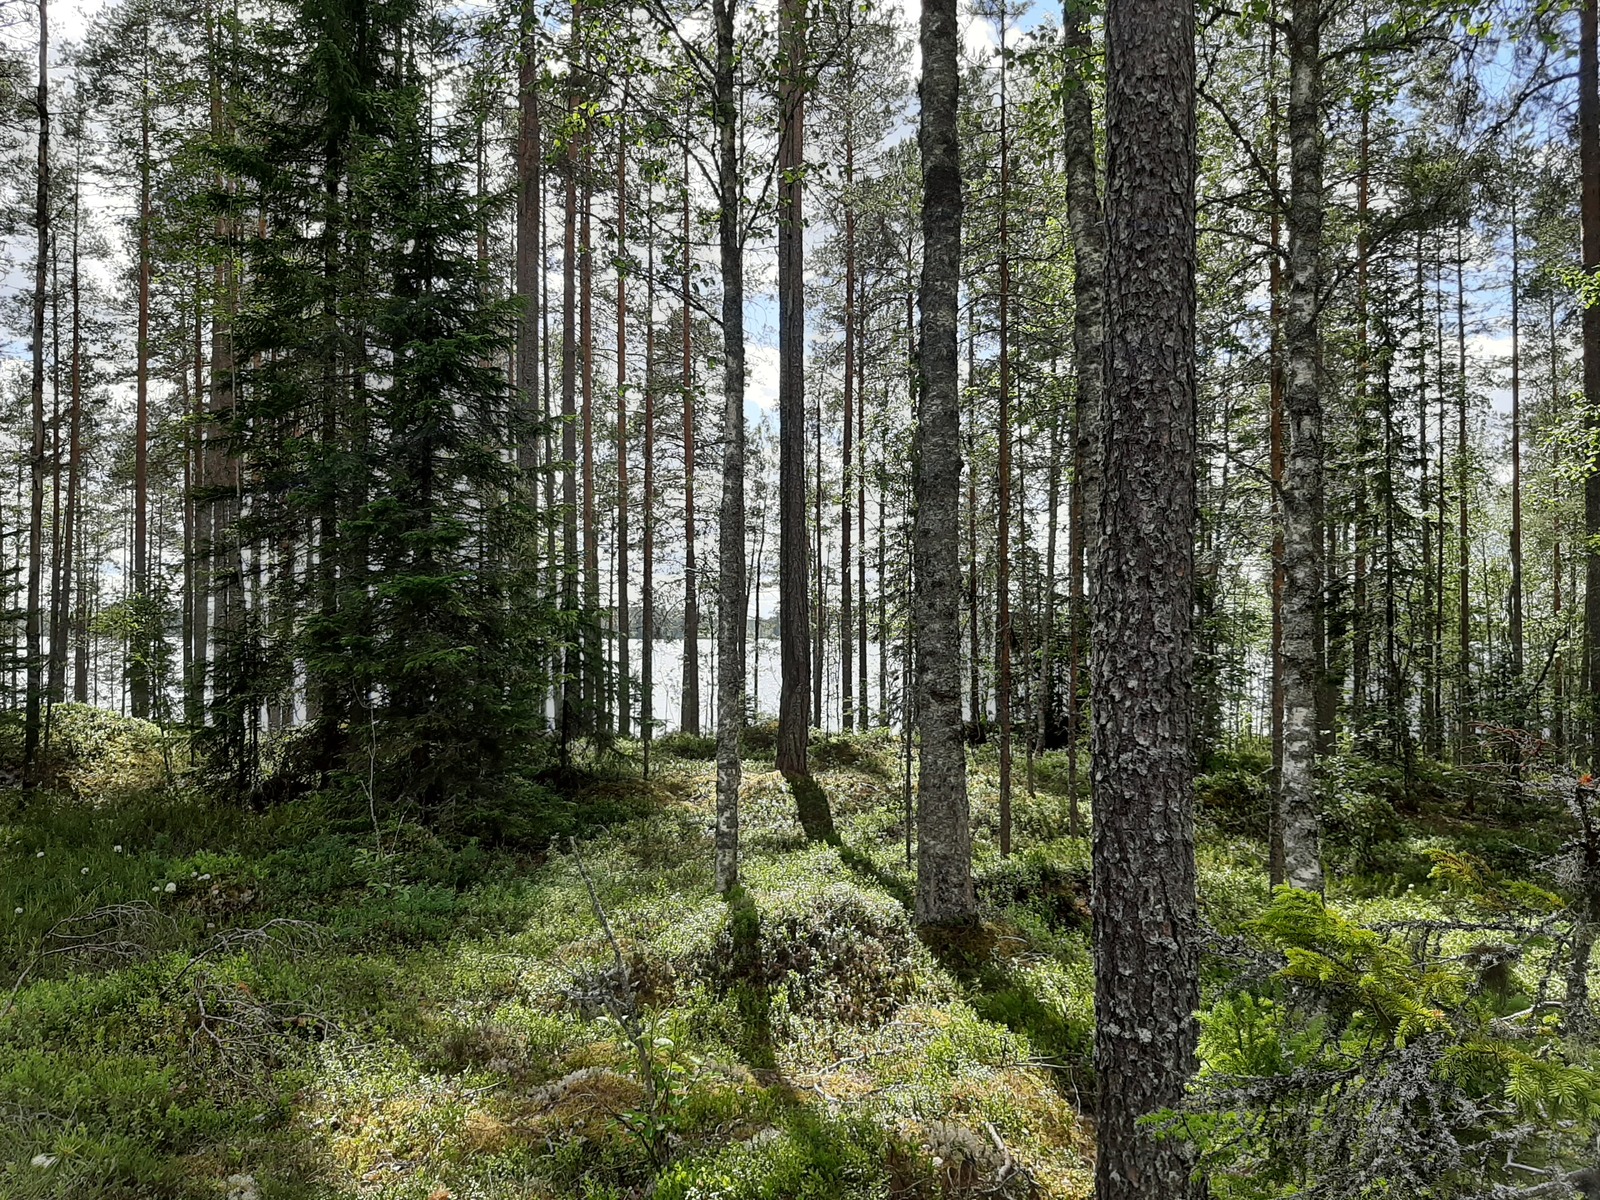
[777,0,813,789]
[913,0,976,926]
[1094,0,1202,1192]
[1584,0,1600,772]
[22,0,49,791]
[712,0,746,894]
[681,124,700,735]
[616,120,630,738]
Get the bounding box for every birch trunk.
[1280,0,1325,893]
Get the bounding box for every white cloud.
[747,342,778,413]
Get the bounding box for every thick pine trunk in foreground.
[913,0,975,926]
[1093,0,1202,1194]
[1280,0,1325,893]
[713,0,746,895]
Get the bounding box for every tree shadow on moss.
[837,842,1095,1100]
[725,885,778,1072]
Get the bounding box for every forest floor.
[0,707,1568,1199]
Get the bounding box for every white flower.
[30,1154,57,1169]
[164,882,177,894]
[80,867,90,875]
[113,845,122,853]
[34,850,43,858]
[13,906,22,915]
[150,885,159,892]
[198,874,211,882]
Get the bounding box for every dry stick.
[568,836,655,1112]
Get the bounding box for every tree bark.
[1280,0,1325,893]
[1062,0,1104,839]
[516,25,540,478]
[1510,189,1524,687]
[996,12,1013,858]
[130,48,152,721]
[681,122,700,735]
[616,115,630,738]
[1455,222,1471,760]
[1581,0,1599,773]
[712,0,746,894]
[643,187,657,773]
[914,0,975,926]
[1094,1,1202,1194]
[22,0,49,791]
[777,0,814,793]
[50,156,83,710]
[559,21,581,760]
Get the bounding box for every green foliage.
[1187,886,1600,1199]
[652,1114,890,1200]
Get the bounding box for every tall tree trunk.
[1552,290,1566,755]
[995,12,1013,858]
[616,115,630,738]
[857,308,869,723]
[1095,1,1201,1193]
[581,128,600,723]
[559,23,581,760]
[712,0,746,894]
[1418,233,1435,755]
[190,276,209,725]
[643,195,657,772]
[681,123,700,735]
[50,158,82,708]
[129,32,152,722]
[777,0,815,794]
[1280,0,1325,893]
[813,375,825,728]
[966,340,982,737]
[1510,190,1525,689]
[22,0,49,791]
[1352,103,1370,736]
[516,23,540,478]
[1270,196,1287,881]
[840,123,855,734]
[914,0,975,926]
[1040,375,1061,761]
[1455,222,1471,760]
[1584,0,1600,773]
[1062,0,1104,839]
